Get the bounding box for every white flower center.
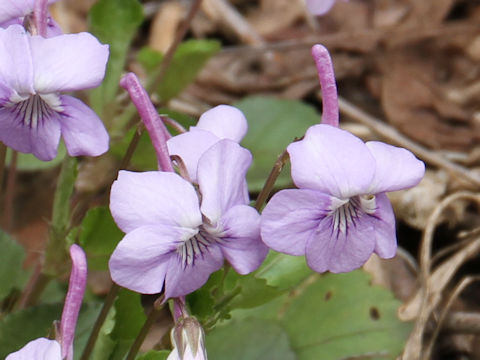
[178,227,220,268]
[8,93,63,129]
[329,195,377,234]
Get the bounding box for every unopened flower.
[167,105,248,182]
[167,317,207,360]
[109,139,268,299]
[0,25,109,160]
[6,244,87,360]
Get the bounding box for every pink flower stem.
[120,73,174,172]
[60,244,88,360]
[173,297,188,322]
[33,0,49,37]
[311,44,339,127]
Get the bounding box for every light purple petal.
[164,243,224,299]
[167,129,219,182]
[110,171,202,233]
[0,25,34,96]
[306,0,337,15]
[6,338,62,360]
[0,102,61,161]
[0,0,59,23]
[261,189,331,256]
[194,105,248,142]
[109,225,193,294]
[371,193,397,259]
[305,208,376,273]
[366,141,425,194]
[58,95,109,157]
[197,140,251,223]
[287,124,375,198]
[29,32,109,93]
[219,204,267,274]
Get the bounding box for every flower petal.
[371,193,397,258]
[29,32,109,93]
[366,141,425,194]
[110,171,202,233]
[0,103,61,161]
[194,105,247,142]
[219,204,268,274]
[197,139,251,223]
[306,0,337,15]
[109,225,191,294]
[0,25,34,96]
[58,95,109,157]
[261,189,331,256]
[288,124,376,198]
[167,129,219,182]
[305,209,376,273]
[0,0,59,23]
[164,243,224,299]
[6,338,62,360]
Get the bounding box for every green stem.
[80,283,120,360]
[125,298,164,360]
[2,150,17,230]
[44,156,77,277]
[255,150,289,211]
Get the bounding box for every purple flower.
[167,105,248,182]
[0,24,109,160]
[109,139,268,299]
[1,0,62,36]
[6,244,87,360]
[261,125,425,272]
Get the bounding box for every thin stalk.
[2,150,17,230]
[125,298,164,360]
[119,124,144,170]
[0,144,7,219]
[255,150,290,211]
[79,283,120,360]
[16,268,51,309]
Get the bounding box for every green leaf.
[206,318,296,360]
[234,96,320,192]
[281,271,411,360]
[136,350,170,360]
[0,303,61,358]
[111,289,146,340]
[255,251,312,291]
[79,206,124,271]
[138,40,221,102]
[74,302,103,360]
[89,0,144,114]
[0,231,26,300]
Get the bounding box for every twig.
[336,96,480,189]
[444,311,480,334]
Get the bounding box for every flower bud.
[167,317,207,360]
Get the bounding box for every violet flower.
[1,0,62,37]
[0,24,109,160]
[6,244,87,360]
[167,105,248,182]
[260,45,425,273]
[109,139,268,299]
